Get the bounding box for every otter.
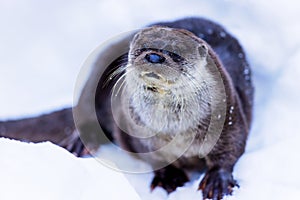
[93,18,253,200]
[0,18,253,200]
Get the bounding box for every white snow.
[1,0,300,199]
[0,138,141,200]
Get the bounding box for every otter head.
[123,26,214,133]
[127,26,209,94]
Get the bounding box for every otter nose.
[145,53,166,64]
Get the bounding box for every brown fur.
[95,18,254,200]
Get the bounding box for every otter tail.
[0,108,87,156]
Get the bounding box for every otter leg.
[198,166,238,200]
[198,135,244,199]
[150,165,189,193]
[62,135,88,157]
[198,103,247,199]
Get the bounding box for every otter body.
[95,18,253,200]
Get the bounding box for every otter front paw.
[198,167,238,200]
[150,165,189,194]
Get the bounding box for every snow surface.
[0,138,141,200]
[1,0,300,199]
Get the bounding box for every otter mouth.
[141,76,167,94]
[143,85,169,94]
[144,85,158,93]
[139,71,176,94]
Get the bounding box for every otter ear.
[198,44,208,57]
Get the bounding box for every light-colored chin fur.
[123,58,213,135]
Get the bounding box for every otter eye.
[145,53,165,64]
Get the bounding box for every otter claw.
[198,167,238,200]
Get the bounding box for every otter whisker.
[180,71,202,91]
[103,65,127,87]
[179,73,201,102]
[181,71,211,103]
[112,68,134,97]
